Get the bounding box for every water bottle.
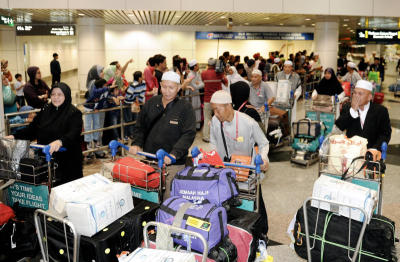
[264,102,269,112]
[255,240,274,262]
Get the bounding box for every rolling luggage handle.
[108,140,176,168]
[303,197,369,262]
[34,209,80,262]
[143,221,209,262]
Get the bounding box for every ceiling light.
[175,15,181,18]
[205,24,209,26]
[78,13,85,16]
[344,18,349,21]
[244,22,249,25]
[264,17,270,20]
[127,13,135,17]
[311,23,315,26]
[343,24,348,27]
[305,18,311,21]
[220,16,226,19]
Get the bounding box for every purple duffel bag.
[156,196,228,253]
[171,163,239,206]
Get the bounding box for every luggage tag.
[10,223,16,249]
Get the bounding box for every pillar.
[314,21,339,72]
[77,17,105,93]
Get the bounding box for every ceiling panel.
[0,8,399,38]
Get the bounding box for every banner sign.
[16,24,75,36]
[356,29,400,44]
[196,31,314,40]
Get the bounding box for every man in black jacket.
[129,71,196,198]
[335,80,391,158]
[50,53,61,86]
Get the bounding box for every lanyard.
[222,111,239,141]
[238,101,247,111]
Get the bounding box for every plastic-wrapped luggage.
[293,205,396,262]
[312,94,333,113]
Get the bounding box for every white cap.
[355,80,373,92]
[284,60,293,66]
[347,62,356,69]
[161,71,181,84]
[188,59,197,67]
[274,58,280,63]
[314,52,319,56]
[252,69,262,76]
[210,90,232,104]
[208,58,217,66]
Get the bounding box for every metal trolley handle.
[108,140,176,168]
[34,209,80,262]
[143,221,208,262]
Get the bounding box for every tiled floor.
[83,77,400,260]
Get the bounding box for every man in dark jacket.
[50,53,61,86]
[335,80,391,158]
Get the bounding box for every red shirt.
[144,66,159,101]
[201,68,228,103]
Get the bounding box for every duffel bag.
[171,163,239,206]
[292,137,320,152]
[293,205,396,262]
[292,118,322,138]
[156,196,228,253]
[112,157,160,189]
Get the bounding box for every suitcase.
[112,157,160,189]
[342,82,351,97]
[118,197,159,251]
[46,212,131,262]
[269,107,290,137]
[19,158,49,184]
[374,92,384,104]
[293,205,396,262]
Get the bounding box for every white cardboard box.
[49,173,112,217]
[311,175,377,223]
[119,248,196,262]
[66,182,133,237]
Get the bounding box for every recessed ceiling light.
[220,16,226,19]
[311,23,315,26]
[127,13,135,17]
[344,18,349,21]
[343,24,348,27]
[78,13,85,16]
[305,18,311,21]
[280,23,284,26]
[175,15,181,18]
[244,22,249,25]
[264,17,270,20]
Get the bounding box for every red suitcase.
[112,157,160,188]
[342,82,351,97]
[374,92,384,104]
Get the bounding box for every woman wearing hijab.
[312,68,344,98]
[86,65,104,90]
[23,66,50,109]
[8,82,83,185]
[228,66,248,86]
[230,80,262,124]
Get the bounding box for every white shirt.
[15,80,25,96]
[349,102,370,129]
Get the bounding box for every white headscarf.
[228,66,247,85]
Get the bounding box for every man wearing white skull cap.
[186,59,204,129]
[335,79,391,153]
[129,71,196,198]
[340,61,362,89]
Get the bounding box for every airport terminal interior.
[1,0,400,261]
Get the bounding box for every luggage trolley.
[302,197,370,262]
[190,146,264,213]
[102,140,176,204]
[318,142,388,215]
[0,142,65,210]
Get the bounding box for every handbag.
[292,118,322,138]
[2,85,16,106]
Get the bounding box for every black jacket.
[50,59,61,76]
[132,95,196,164]
[335,102,391,150]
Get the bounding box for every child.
[105,85,124,141]
[14,73,25,107]
[123,71,146,139]
[9,105,36,134]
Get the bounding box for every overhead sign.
[16,24,75,36]
[196,31,314,40]
[356,29,400,44]
[0,15,14,26]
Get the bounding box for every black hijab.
[38,82,76,130]
[230,81,261,122]
[27,66,48,89]
[316,68,343,96]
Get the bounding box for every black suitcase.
[209,236,238,262]
[19,158,49,184]
[117,197,159,250]
[294,205,396,262]
[0,204,39,262]
[46,216,129,262]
